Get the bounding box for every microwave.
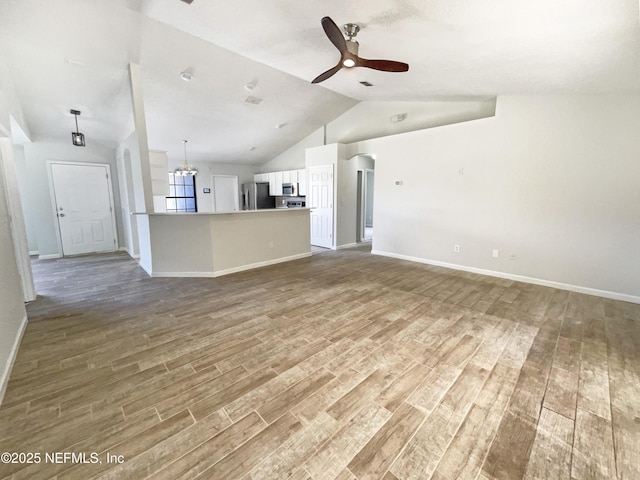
[282,183,296,196]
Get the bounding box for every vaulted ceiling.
[1,0,639,165]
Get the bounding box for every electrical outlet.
[492,249,499,258]
[454,244,460,253]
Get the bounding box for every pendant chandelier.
[70,109,85,147]
[174,139,198,176]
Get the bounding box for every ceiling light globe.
[343,58,356,68]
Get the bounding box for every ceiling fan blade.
[311,63,343,84]
[321,17,347,54]
[358,58,409,72]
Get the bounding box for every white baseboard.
[29,250,39,256]
[372,250,640,305]
[38,253,62,260]
[151,252,313,278]
[0,314,28,406]
[336,242,359,250]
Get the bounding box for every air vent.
[390,113,407,123]
[245,96,263,105]
[359,81,374,87]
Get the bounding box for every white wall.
[0,69,29,404]
[12,145,38,253]
[336,149,359,248]
[186,161,257,213]
[260,99,496,173]
[261,127,324,172]
[21,142,124,257]
[145,210,310,276]
[354,95,640,301]
[0,142,27,404]
[116,132,144,257]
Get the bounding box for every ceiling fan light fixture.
[70,109,85,147]
[174,140,198,176]
[311,16,409,84]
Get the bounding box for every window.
[166,173,197,212]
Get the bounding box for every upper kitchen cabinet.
[258,169,307,196]
[149,150,169,195]
[268,172,283,196]
[297,169,307,196]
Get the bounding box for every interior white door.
[309,164,334,248]
[212,175,239,212]
[50,163,117,256]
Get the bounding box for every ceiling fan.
[312,16,409,84]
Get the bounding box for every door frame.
[47,161,118,257]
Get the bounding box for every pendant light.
[174,139,198,176]
[70,109,85,147]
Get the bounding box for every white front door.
[212,175,239,212]
[309,164,334,248]
[50,163,117,256]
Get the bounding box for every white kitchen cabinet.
[274,171,284,195]
[262,170,305,195]
[149,150,169,195]
[268,172,276,195]
[297,169,307,196]
[268,172,284,196]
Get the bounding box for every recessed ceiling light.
[391,113,407,123]
[244,82,255,91]
[249,146,257,151]
[359,81,373,87]
[180,71,193,81]
[275,123,287,129]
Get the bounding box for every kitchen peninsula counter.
[136,208,311,277]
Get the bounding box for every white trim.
[150,252,312,278]
[29,250,39,256]
[0,314,27,406]
[372,250,640,305]
[337,242,359,250]
[38,253,62,260]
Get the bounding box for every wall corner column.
[128,63,154,213]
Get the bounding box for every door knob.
[59,213,66,217]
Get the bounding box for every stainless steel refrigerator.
[242,182,275,210]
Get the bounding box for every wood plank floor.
[1,247,639,480]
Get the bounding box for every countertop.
[136,208,310,216]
